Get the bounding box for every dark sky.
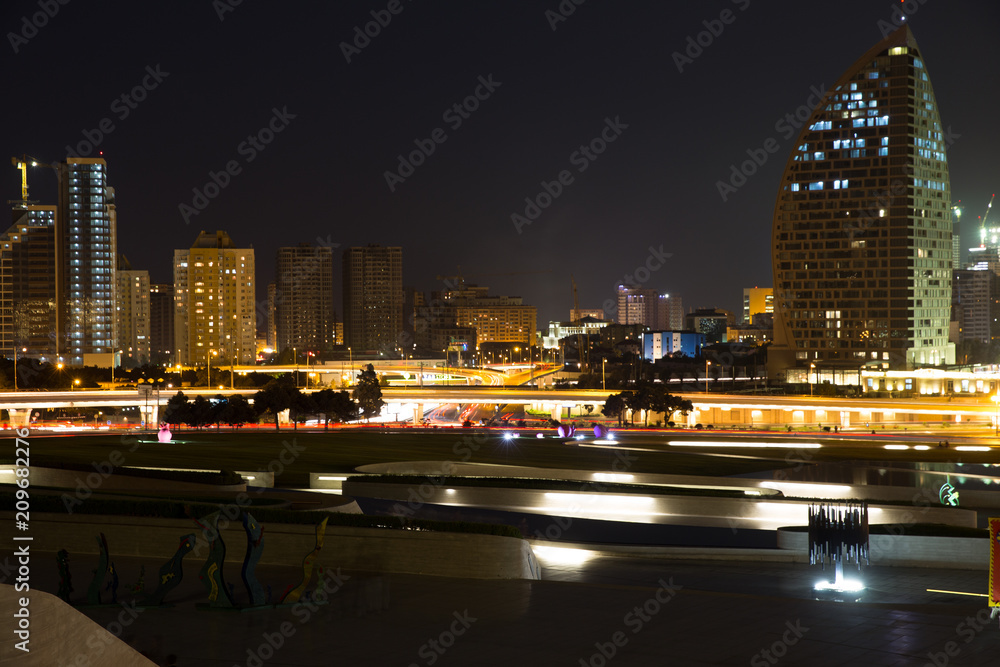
[3,0,997,326]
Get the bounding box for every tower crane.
[978,194,996,247]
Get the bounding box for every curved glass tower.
[771,25,953,378]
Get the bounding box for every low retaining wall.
[776,527,989,570]
[3,466,246,494]
[0,512,539,580]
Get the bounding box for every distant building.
[413,278,536,355]
[274,243,335,355]
[0,206,58,359]
[343,245,403,354]
[615,285,681,330]
[952,268,994,345]
[115,256,150,369]
[742,287,773,324]
[148,283,174,365]
[173,230,256,365]
[570,308,604,321]
[685,308,732,344]
[641,331,704,361]
[541,317,609,349]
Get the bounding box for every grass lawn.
[8,428,998,488]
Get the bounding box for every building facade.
[148,283,174,366]
[0,206,59,359]
[274,243,335,355]
[58,157,117,365]
[641,331,705,361]
[115,262,150,369]
[173,231,256,365]
[342,245,403,354]
[771,25,954,376]
[615,285,682,330]
[742,287,774,324]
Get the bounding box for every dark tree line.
[162,380,361,430]
[602,384,694,427]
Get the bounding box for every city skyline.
[2,1,997,325]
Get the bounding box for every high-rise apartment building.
[771,25,954,375]
[274,243,335,355]
[115,257,150,369]
[0,206,58,358]
[173,231,256,365]
[57,157,117,365]
[615,285,682,330]
[149,283,174,365]
[342,245,403,354]
[951,269,993,346]
[742,287,774,324]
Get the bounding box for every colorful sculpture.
[195,512,235,607]
[139,534,196,606]
[280,517,329,604]
[86,533,110,605]
[241,512,266,606]
[157,423,172,443]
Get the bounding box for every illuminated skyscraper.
[115,256,150,369]
[57,157,117,365]
[771,25,953,378]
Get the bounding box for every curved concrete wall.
[0,512,539,580]
[343,479,977,531]
[776,528,989,570]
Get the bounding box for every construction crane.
[8,155,49,208]
[571,274,588,371]
[978,194,996,247]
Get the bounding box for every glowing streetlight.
[13,347,26,392]
[705,360,711,393]
[810,363,816,397]
[992,393,1000,436]
[602,357,607,391]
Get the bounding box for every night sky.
[3,0,997,326]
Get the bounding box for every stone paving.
[13,548,1000,666]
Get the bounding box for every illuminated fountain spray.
[809,501,869,593]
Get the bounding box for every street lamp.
[13,347,25,392]
[810,363,816,397]
[992,393,1000,436]
[348,347,353,387]
[602,357,607,391]
[207,349,217,387]
[705,360,711,393]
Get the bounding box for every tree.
[312,389,358,429]
[253,380,299,430]
[603,394,627,427]
[189,395,212,428]
[352,364,384,421]
[163,391,191,426]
